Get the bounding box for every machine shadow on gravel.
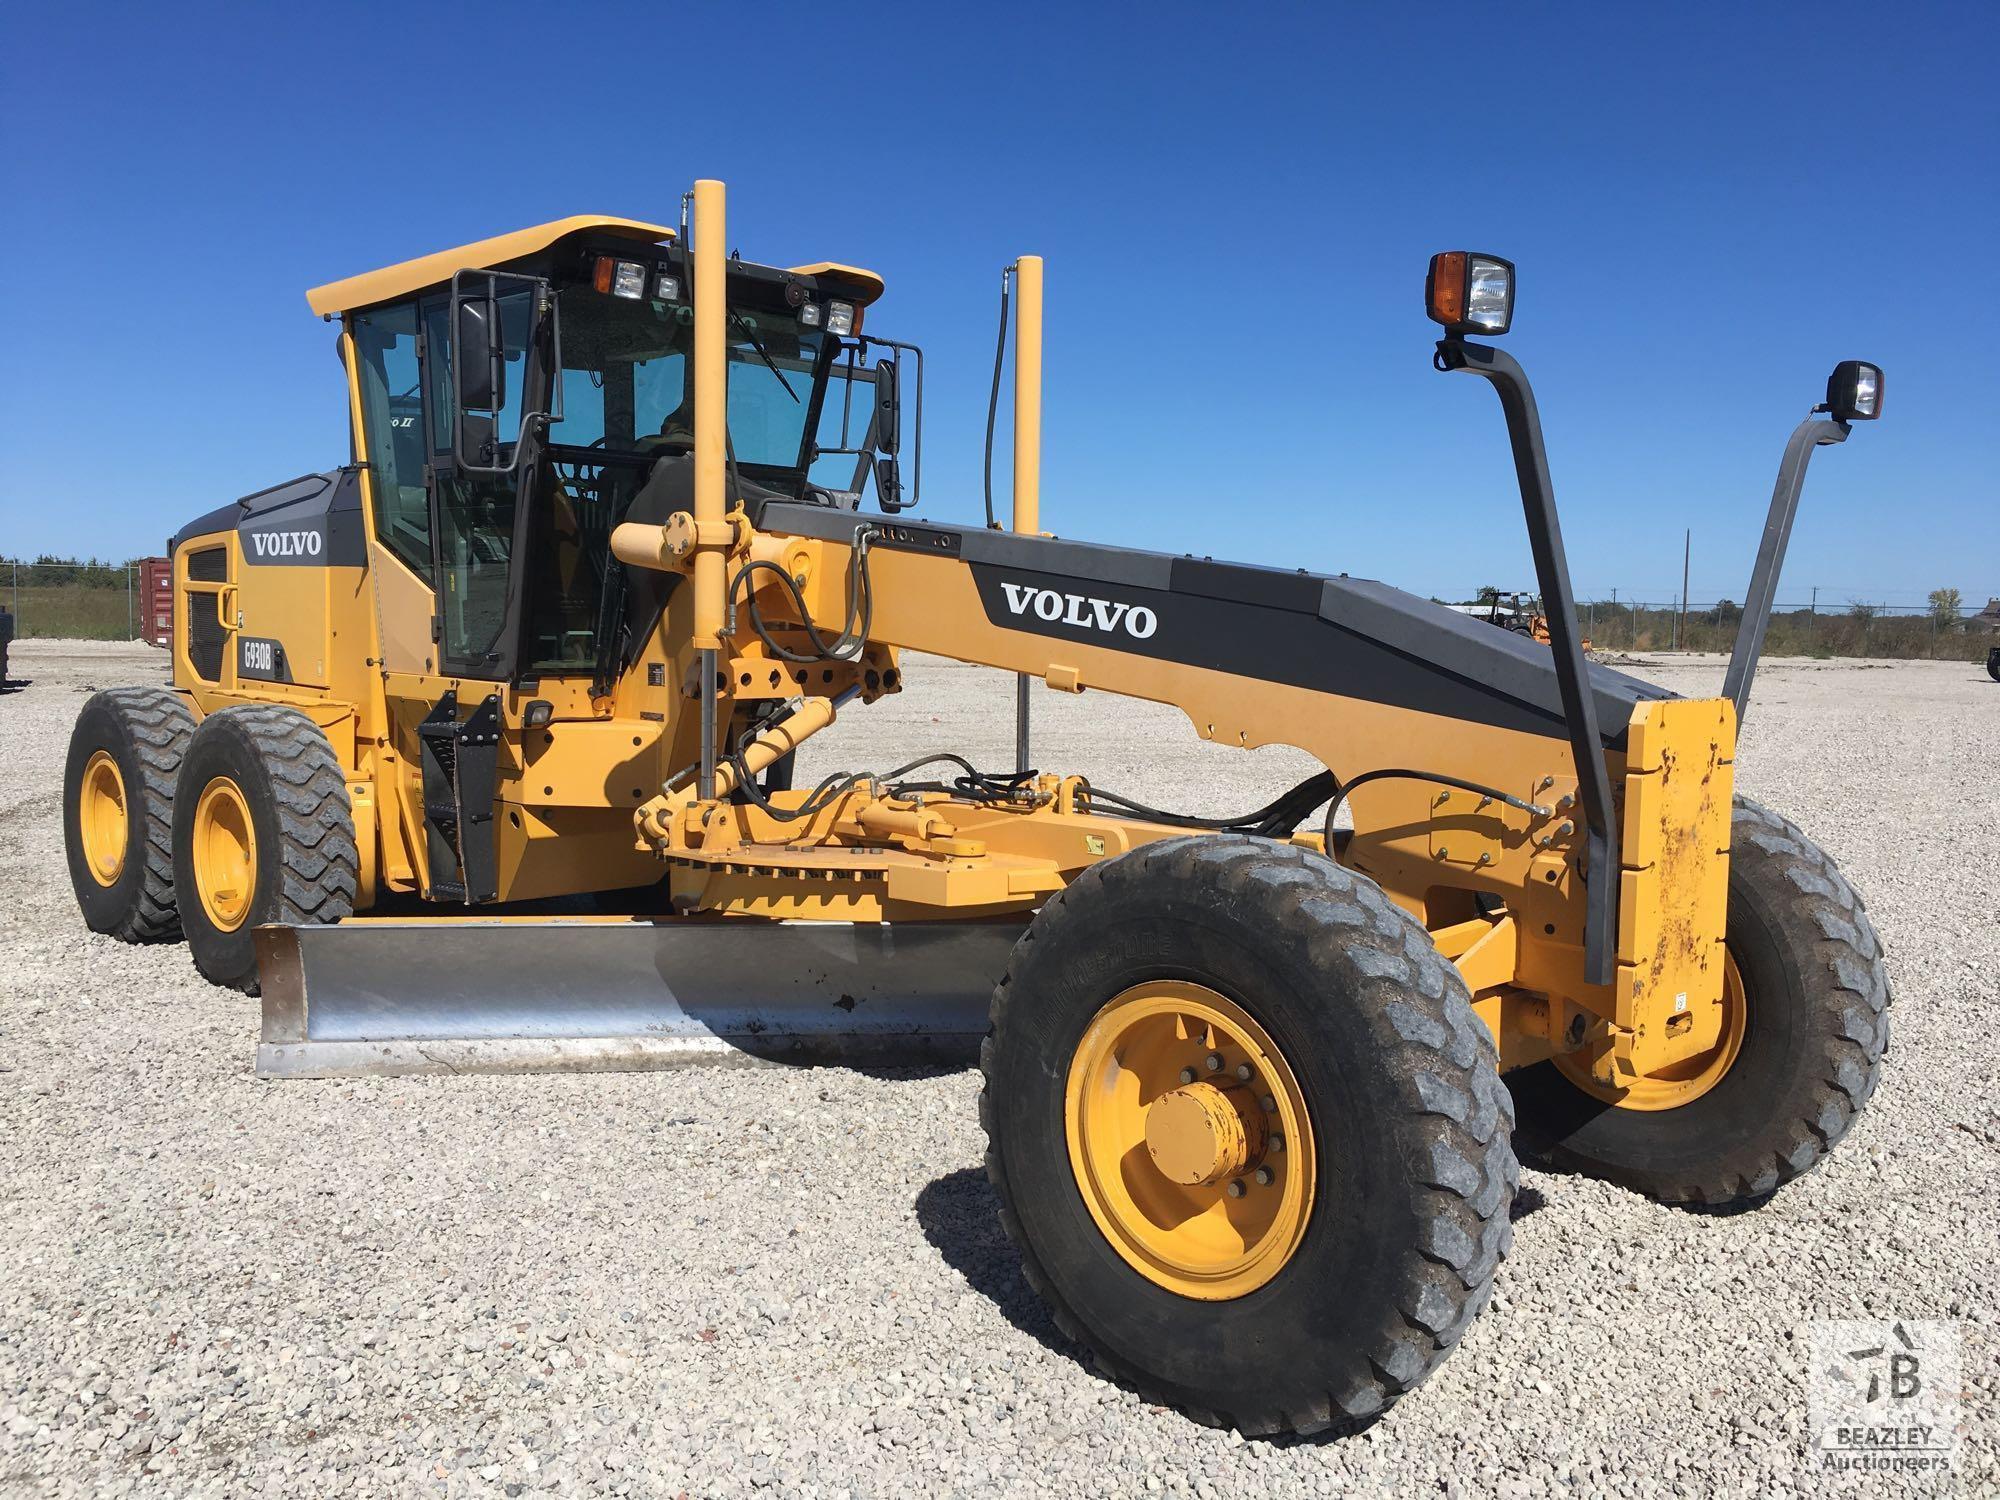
[916,1168,1079,1357]
[1503,1074,1777,1218]
[914,1167,1390,1446]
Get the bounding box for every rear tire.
[981,835,1516,1435]
[172,705,358,993]
[1507,797,1889,1207]
[63,688,196,940]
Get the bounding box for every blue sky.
[2,2,1993,609]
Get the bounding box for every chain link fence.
[5,557,1995,662]
[1572,596,1998,662]
[2,560,167,643]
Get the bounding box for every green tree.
[1928,587,1962,628]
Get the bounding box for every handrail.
[1720,416,1849,725]
[1435,336,1620,987]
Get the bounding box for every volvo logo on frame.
[999,582,1158,639]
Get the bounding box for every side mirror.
[455,294,505,413]
[874,455,909,511]
[445,268,559,476]
[458,411,496,471]
[873,356,901,457]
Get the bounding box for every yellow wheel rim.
[79,750,128,886]
[192,777,257,933]
[1555,951,1749,1111]
[1064,981,1316,1300]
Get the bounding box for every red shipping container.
[138,557,172,648]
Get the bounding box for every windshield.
[547,287,827,468]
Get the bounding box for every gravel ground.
[1,639,1994,1497]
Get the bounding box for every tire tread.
[84,687,196,941]
[979,833,1517,1436]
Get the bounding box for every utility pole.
[1679,529,1691,652]
[1610,587,1618,649]
[1809,584,1817,643]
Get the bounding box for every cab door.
[421,292,533,680]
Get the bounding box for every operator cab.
[310,218,902,687]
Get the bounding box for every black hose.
[1321,769,1550,853]
[1079,770,1338,839]
[732,749,1031,824]
[727,527,877,665]
[982,271,1010,530]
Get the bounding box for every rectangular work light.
[1426,252,1515,336]
[826,300,856,336]
[1825,360,1883,421]
[593,257,648,299]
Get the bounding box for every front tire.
[1508,797,1889,1206]
[981,835,1516,1435]
[172,705,358,992]
[63,688,197,940]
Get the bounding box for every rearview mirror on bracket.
[875,455,909,511]
[874,356,901,457]
[456,295,504,413]
[446,268,560,477]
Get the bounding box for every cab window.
[351,303,430,573]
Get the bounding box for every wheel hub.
[1064,980,1315,1300]
[1144,1082,1267,1186]
[79,750,128,886]
[192,776,257,933]
[1555,950,1749,1110]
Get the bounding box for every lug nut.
[1178,1067,1197,1085]
[1269,1133,1284,1152]
[1203,1053,1223,1073]
[1262,1095,1277,1113]
[1254,1167,1274,1186]
[1226,1180,1246,1199]
[1234,1063,1253,1082]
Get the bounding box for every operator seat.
[618,453,790,663]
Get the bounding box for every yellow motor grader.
[64,183,1890,1433]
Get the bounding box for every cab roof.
[305,215,885,317]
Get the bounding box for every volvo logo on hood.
[997,581,1158,639]
[245,528,325,560]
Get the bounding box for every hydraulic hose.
[726,526,878,665]
[1321,769,1551,854]
[982,268,1011,530]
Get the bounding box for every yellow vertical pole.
[692,178,727,651]
[1011,255,1043,536]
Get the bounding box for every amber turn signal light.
[1426,251,1515,336]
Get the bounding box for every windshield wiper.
[729,309,799,404]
